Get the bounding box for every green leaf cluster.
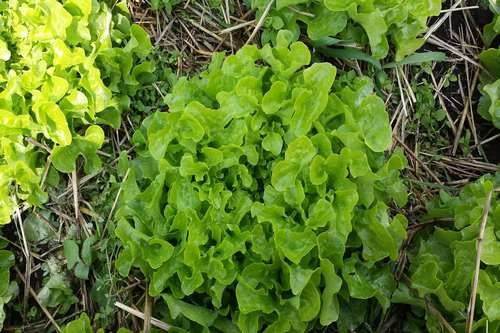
[0,0,153,224]
[251,0,441,60]
[61,312,133,333]
[0,249,16,329]
[396,176,500,332]
[64,236,96,280]
[151,0,183,13]
[37,257,78,315]
[479,4,500,129]
[115,32,408,332]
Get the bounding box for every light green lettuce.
[0,0,153,224]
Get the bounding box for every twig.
[71,171,91,238]
[219,19,255,34]
[71,171,80,225]
[452,69,480,155]
[424,0,463,40]
[429,70,457,135]
[26,138,52,153]
[155,19,176,46]
[427,35,480,68]
[190,3,222,28]
[398,66,416,103]
[144,286,152,333]
[440,5,479,13]
[426,297,457,333]
[246,0,274,44]
[393,136,443,185]
[188,19,224,42]
[395,66,410,139]
[471,133,500,149]
[287,6,314,17]
[465,188,494,333]
[115,302,170,331]
[14,199,31,318]
[56,170,102,200]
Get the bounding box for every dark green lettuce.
[0,249,15,328]
[116,31,408,332]
[252,0,441,60]
[478,4,500,129]
[395,176,500,332]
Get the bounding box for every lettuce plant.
[395,176,500,332]
[115,31,408,332]
[251,0,441,60]
[478,5,500,129]
[0,0,153,224]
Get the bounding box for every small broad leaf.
[51,125,105,173]
[61,313,92,333]
[63,240,80,270]
[74,261,89,280]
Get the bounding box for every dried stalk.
[465,188,494,333]
[115,302,170,331]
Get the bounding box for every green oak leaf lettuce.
[0,0,152,224]
[116,33,408,332]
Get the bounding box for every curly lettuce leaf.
[400,176,500,328]
[253,0,441,60]
[116,33,407,332]
[0,0,153,224]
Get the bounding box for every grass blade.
[383,51,446,68]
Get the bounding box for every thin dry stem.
[425,0,463,40]
[452,69,480,155]
[426,297,457,333]
[14,200,31,317]
[246,0,274,44]
[440,5,479,13]
[143,286,152,333]
[429,69,458,135]
[71,171,80,225]
[115,302,170,331]
[14,267,62,333]
[220,19,255,34]
[427,35,480,68]
[465,189,494,333]
[393,136,443,185]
